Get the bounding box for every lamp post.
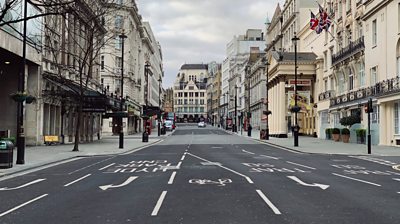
[292,34,300,147]
[118,32,127,149]
[16,0,28,164]
[262,58,270,140]
[235,84,238,133]
[210,83,213,126]
[158,77,162,136]
[143,61,150,142]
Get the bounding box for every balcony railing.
[330,76,400,107]
[332,36,365,66]
[318,90,336,101]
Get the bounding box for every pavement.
[222,126,400,156]
[0,129,173,177]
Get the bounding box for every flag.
[315,2,332,33]
[310,12,318,30]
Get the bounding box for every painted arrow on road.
[0,179,46,191]
[99,176,138,191]
[287,176,330,190]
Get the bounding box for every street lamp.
[16,0,28,164]
[234,84,238,133]
[158,76,162,136]
[119,32,127,149]
[143,61,151,142]
[292,34,300,147]
[262,57,271,140]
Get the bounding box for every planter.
[325,133,331,140]
[342,134,350,143]
[332,133,340,142]
[357,136,365,144]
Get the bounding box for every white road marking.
[177,161,182,168]
[180,155,186,161]
[242,150,255,155]
[187,152,254,184]
[393,178,400,182]
[69,157,115,174]
[0,179,46,191]
[386,171,400,175]
[260,155,279,160]
[256,190,281,215]
[211,146,223,149]
[168,172,177,184]
[99,176,138,191]
[286,161,316,170]
[0,194,48,218]
[151,191,167,216]
[64,174,92,187]
[255,141,303,154]
[332,173,381,187]
[99,163,115,171]
[287,176,329,190]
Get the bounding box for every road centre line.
[0,194,48,218]
[99,163,115,171]
[168,172,177,184]
[256,190,281,215]
[69,157,115,175]
[177,161,182,168]
[242,150,255,155]
[64,174,92,187]
[387,171,400,175]
[332,173,381,187]
[151,191,167,216]
[394,178,400,182]
[260,155,279,160]
[180,155,186,161]
[187,152,254,184]
[286,161,316,170]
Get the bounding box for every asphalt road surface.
[0,124,399,224]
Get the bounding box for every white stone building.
[174,64,208,122]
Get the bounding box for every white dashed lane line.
[151,191,167,216]
[64,174,92,187]
[286,161,316,170]
[332,173,381,187]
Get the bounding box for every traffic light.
[364,99,373,113]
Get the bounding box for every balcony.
[318,90,336,101]
[332,37,365,66]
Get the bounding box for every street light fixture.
[262,57,271,140]
[118,32,127,149]
[292,33,300,147]
[16,0,28,164]
[234,84,238,133]
[158,76,162,137]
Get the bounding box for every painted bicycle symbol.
[188,178,232,187]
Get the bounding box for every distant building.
[207,62,222,125]
[163,87,174,113]
[174,64,208,122]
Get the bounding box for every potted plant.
[25,95,36,104]
[356,129,366,144]
[10,91,28,102]
[341,128,350,143]
[325,128,332,140]
[332,128,340,141]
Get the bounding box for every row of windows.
[175,99,205,105]
[175,92,205,97]
[175,107,205,113]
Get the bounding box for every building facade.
[174,64,208,122]
[163,87,174,113]
[207,62,222,125]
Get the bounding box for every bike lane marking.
[151,191,167,216]
[64,174,92,187]
[187,152,254,184]
[0,194,48,218]
[332,173,381,187]
[256,190,281,215]
[168,172,177,185]
[286,161,316,170]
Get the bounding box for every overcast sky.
[136,0,285,88]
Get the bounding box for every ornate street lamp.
[234,84,238,133]
[292,34,300,147]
